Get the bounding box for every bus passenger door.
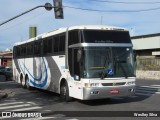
[68,48,83,99]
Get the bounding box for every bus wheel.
[25,76,31,90]
[60,82,72,102]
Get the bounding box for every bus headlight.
[90,83,100,87]
[84,83,100,87]
[126,81,135,85]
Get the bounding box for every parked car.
[0,66,6,74]
[0,66,13,80]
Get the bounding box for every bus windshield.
[83,47,135,78]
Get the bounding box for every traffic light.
[53,0,64,19]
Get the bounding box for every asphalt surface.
[0,75,13,99]
[0,76,160,120]
[0,75,7,99]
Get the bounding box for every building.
[131,33,160,80]
[131,33,160,57]
[0,50,12,68]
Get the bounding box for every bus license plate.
[109,89,119,94]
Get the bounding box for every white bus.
[13,25,136,101]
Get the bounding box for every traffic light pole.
[0,1,64,27]
[0,3,53,27]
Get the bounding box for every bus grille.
[102,82,126,86]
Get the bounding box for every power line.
[64,5,160,12]
[90,0,160,4]
[0,11,46,32]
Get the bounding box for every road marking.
[151,85,160,87]
[20,117,57,120]
[0,104,31,110]
[0,101,42,112]
[44,110,52,112]
[0,102,24,107]
[136,85,160,96]
[4,99,17,102]
[26,102,37,105]
[155,92,160,94]
[136,90,160,95]
[66,118,79,120]
[137,86,160,89]
[12,106,42,111]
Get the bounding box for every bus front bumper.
[83,85,135,100]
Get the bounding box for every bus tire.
[60,81,72,102]
[20,74,26,89]
[25,76,31,90]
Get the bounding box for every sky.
[0,0,160,51]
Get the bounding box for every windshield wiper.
[101,69,106,79]
[100,56,109,79]
[117,62,128,79]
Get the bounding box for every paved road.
[0,75,6,82]
[0,79,160,120]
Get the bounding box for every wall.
[136,70,160,80]
[132,34,160,80]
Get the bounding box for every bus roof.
[67,25,128,31]
[14,25,128,46]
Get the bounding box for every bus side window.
[47,38,52,53]
[54,36,59,53]
[59,35,65,52]
[34,41,41,56]
[26,42,33,57]
[43,39,48,55]
[16,46,21,58]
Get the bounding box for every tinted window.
[54,36,59,53]
[43,39,48,55]
[82,30,131,43]
[16,46,21,57]
[21,45,26,57]
[14,33,66,58]
[48,37,52,53]
[26,42,33,56]
[34,41,41,55]
[68,30,80,45]
[59,35,65,52]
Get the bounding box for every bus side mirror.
[77,49,82,62]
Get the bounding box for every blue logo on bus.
[107,68,114,76]
[18,57,48,88]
